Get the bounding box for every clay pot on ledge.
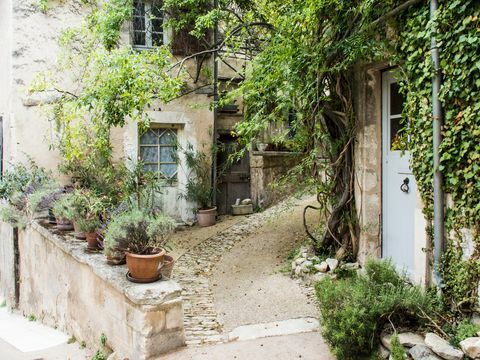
[85,231,98,250]
[73,221,86,240]
[56,217,74,231]
[160,255,175,279]
[197,207,217,227]
[126,248,166,283]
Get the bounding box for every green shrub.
[390,333,407,360]
[315,259,438,359]
[449,320,480,347]
[104,209,175,256]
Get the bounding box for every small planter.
[73,221,86,240]
[197,207,217,227]
[231,204,253,215]
[160,255,175,279]
[56,217,74,231]
[126,248,166,283]
[85,231,98,250]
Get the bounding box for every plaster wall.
[353,64,429,285]
[17,221,185,358]
[2,1,215,221]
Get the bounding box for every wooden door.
[216,134,251,215]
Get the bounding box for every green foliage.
[315,259,438,359]
[96,0,133,50]
[100,333,107,347]
[390,333,407,360]
[28,314,37,322]
[104,209,175,255]
[181,144,214,210]
[52,193,78,220]
[92,350,107,360]
[396,0,480,313]
[449,320,480,348]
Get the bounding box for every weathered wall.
[250,151,299,208]
[0,222,16,307]
[17,221,185,358]
[1,1,215,221]
[353,63,429,285]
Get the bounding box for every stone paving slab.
[164,331,335,360]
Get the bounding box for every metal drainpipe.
[430,0,445,287]
[212,0,219,207]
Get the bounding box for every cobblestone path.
[172,197,319,346]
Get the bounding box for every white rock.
[301,252,308,258]
[325,258,339,271]
[378,344,390,359]
[314,262,329,273]
[460,337,480,359]
[291,261,297,271]
[294,266,302,276]
[342,262,360,270]
[240,198,252,205]
[425,333,463,360]
[409,345,442,360]
[295,257,305,265]
[398,332,426,348]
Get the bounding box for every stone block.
[425,333,463,360]
[166,304,184,330]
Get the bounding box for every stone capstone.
[325,258,339,271]
[424,333,463,360]
[460,337,480,359]
[409,345,442,360]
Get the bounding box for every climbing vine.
[396,0,480,312]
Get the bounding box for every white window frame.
[139,127,178,181]
[132,0,167,49]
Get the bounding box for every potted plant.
[182,145,216,227]
[52,194,76,231]
[104,209,176,282]
[74,190,108,250]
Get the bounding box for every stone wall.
[0,221,16,307]
[353,63,429,285]
[250,151,299,208]
[15,221,185,359]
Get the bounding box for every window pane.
[133,31,146,46]
[159,130,176,145]
[151,17,163,32]
[143,164,158,173]
[160,164,177,178]
[390,82,404,115]
[133,1,145,17]
[139,129,158,144]
[133,16,145,31]
[140,146,158,163]
[160,146,176,163]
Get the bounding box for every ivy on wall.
[396,0,480,312]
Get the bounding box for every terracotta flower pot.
[85,232,98,250]
[56,217,74,231]
[73,221,86,240]
[197,207,217,227]
[160,255,175,279]
[126,248,166,282]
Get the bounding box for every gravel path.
[173,196,321,346]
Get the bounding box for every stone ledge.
[31,220,182,306]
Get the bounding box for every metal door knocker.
[400,177,410,193]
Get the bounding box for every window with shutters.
[139,128,178,180]
[132,0,164,48]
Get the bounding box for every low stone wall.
[13,220,185,359]
[0,221,15,306]
[250,151,299,208]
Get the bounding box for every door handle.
[400,177,410,193]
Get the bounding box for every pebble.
[409,345,441,360]
[314,262,329,273]
[325,258,339,271]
